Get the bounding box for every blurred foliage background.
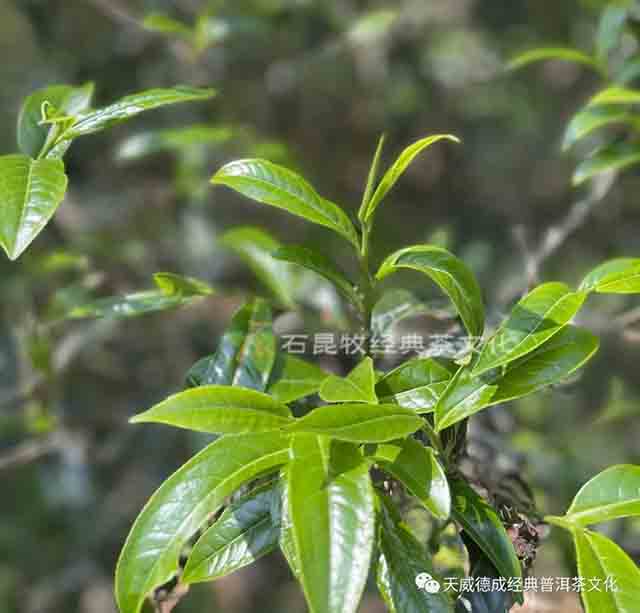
[1,1,640,611]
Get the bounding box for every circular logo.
[415,572,441,593]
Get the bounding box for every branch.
[0,432,63,471]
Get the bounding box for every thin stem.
[358,221,376,354]
[421,422,446,461]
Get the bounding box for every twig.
[0,432,63,471]
[85,0,147,31]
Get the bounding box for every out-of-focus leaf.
[376,357,455,413]
[185,299,276,392]
[221,227,297,307]
[562,106,633,151]
[450,478,522,603]
[377,245,484,338]
[117,125,233,160]
[143,12,193,38]
[267,354,329,403]
[320,357,378,403]
[130,385,292,433]
[376,494,453,613]
[574,529,640,613]
[63,86,215,138]
[371,289,430,338]
[182,481,280,583]
[596,7,628,60]
[0,155,68,260]
[547,465,640,527]
[615,57,640,84]
[580,258,640,293]
[153,272,214,296]
[348,10,397,46]
[287,435,375,613]
[212,159,359,247]
[588,86,640,106]
[573,142,640,185]
[472,282,586,376]
[17,83,94,158]
[364,135,459,222]
[115,432,290,613]
[358,133,386,221]
[273,245,362,309]
[366,438,450,519]
[508,47,602,73]
[285,403,422,443]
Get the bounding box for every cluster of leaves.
[112,134,640,613]
[0,83,214,261]
[510,3,640,185]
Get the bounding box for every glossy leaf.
[0,155,68,260]
[574,529,640,613]
[267,354,329,403]
[376,494,453,613]
[17,83,94,158]
[63,86,215,138]
[115,432,290,613]
[221,226,297,307]
[371,289,429,338]
[212,159,359,247]
[319,357,378,404]
[377,245,484,338]
[182,481,280,583]
[450,477,522,601]
[130,385,292,433]
[472,282,586,376]
[557,465,640,527]
[588,86,640,106]
[435,366,498,432]
[580,258,640,293]
[185,300,276,392]
[367,438,450,519]
[357,133,386,221]
[273,245,362,309]
[562,105,633,151]
[364,135,459,222]
[285,403,423,443]
[376,357,455,413]
[287,435,375,613]
[573,142,640,185]
[508,47,602,73]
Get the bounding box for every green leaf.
[285,403,423,443]
[0,154,68,260]
[489,325,599,405]
[287,435,375,613]
[65,273,211,319]
[554,465,640,527]
[376,245,485,338]
[278,474,302,580]
[450,477,522,602]
[221,227,297,307]
[367,438,450,519]
[17,83,94,158]
[358,133,386,221]
[319,357,378,403]
[364,135,459,222]
[596,7,628,61]
[574,529,640,613]
[212,159,359,247]
[115,432,290,613]
[130,385,292,433]
[182,481,280,583]
[573,142,640,185]
[273,245,362,309]
[185,300,276,392]
[562,106,634,151]
[472,282,587,376]
[371,289,430,338]
[63,86,215,138]
[143,12,193,38]
[580,258,640,293]
[507,47,602,73]
[376,357,455,413]
[267,354,329,403]
[376,494,453,613]
[588,86,640,106]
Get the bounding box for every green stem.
[358,221,375,355]
[421,422,446,461]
